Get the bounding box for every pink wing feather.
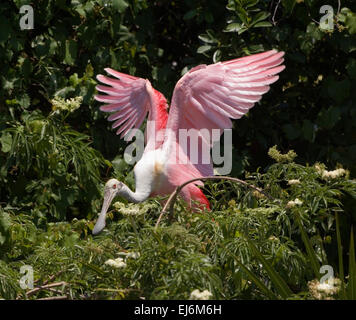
[95,68,168,148]
[164,49,285,177]
[167,50,285,132]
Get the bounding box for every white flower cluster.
[105,257,126,269]
[308,278,341,299]
[104,251,140,269]
[51,96,83,113]
[321,168,346,179]
[189,289,213,300]
[286,198,303,208]
[315,164,346,180]
[288,179,300,185]
[268,236,279,242]
[113,201,155,216]
[119,251,141,259]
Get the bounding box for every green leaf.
[348,226,356,299]
[252,11,270,25]
[213,49,222,63]
[112,156,128,172]
[246,0,259,8]
[236,7,248,25]
[294,212,320,279]
[335,213,346,299]
[74,4,86,17]
[247,239,293,298]
[0,211,11,245]
[198,34,218,44]
[197,45,212,54]
[0,132,12,153]
[253,21,272,28]
[247,44,265,53]
[224,23,243,33]
[282,0,297,15]
[345,12,356,34]
[64,40,77,66]
[18,94,30,109]
[112,0,129,13]
[307,23,323,41]
[227,247,278,299]
[183,9,197,20]
[81,262,105,276]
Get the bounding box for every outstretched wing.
[95,68,168,149]
[164,49,285,177]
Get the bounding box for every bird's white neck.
[119,184,150,203]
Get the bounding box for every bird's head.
[92,178,124,235]
[105,178,124,193]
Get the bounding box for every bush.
[0,148,355,299]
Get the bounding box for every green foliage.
[0,106,106,222]
[1,150,355,300]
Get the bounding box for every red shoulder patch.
[153,89,168,131]
[190,186,211,211]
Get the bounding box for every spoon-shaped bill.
[92,188,116,235]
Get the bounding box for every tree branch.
[36,295,68,300]
[26,281,68,297]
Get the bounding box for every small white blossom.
[51,96,82,113]
[317,282,334,292]
[113,202,154,216]
[119,251,140,259]
[286,198,303,208]
[127,252,140,259]
[268,236,279,242]
[315,164,323,174]
[308,278,341,299]
[288,179,300,185]
[189,289,213,300]
[321,168,346,180]
[104,257,126,269]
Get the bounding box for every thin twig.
[34,270,64,285]
[36,295,68,300]
[154,175,273,230]
[46,287,66,295]
[272,0,281,26]
[26,281,67,297]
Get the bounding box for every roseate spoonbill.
[92,50,285,234]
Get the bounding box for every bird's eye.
[113,184,117,189]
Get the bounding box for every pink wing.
[164,49,285,178]
[95,68,168,148]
